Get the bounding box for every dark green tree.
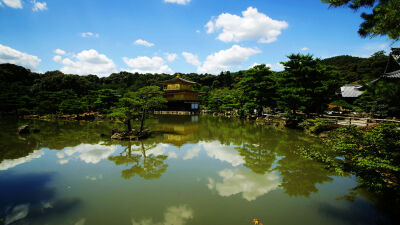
[109,86,166,133]
[277,54,341,116]
[235,64,277,115]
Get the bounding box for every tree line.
[1,51,398,118]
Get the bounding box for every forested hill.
[321,51,388,83]
[0,51,394,116]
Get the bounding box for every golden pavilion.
[160,75,201,112]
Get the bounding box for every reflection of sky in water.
[0,150,44,170]
[0,116,384,225]
[56,143,117,164]
[208,169,280,201]
[131,205,194,225]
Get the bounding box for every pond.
[0,115,394,225]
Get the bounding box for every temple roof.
[161,75,196,84]
[381,48,400,80]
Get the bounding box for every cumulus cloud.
[266,62,284,71]
[0,150,44,170]
[164,52,178,62]
[182,52,201,67]
[56,143,117,164]
[206,7,288,43]
[81,32,99,38]
[132,205,194,225]
[32,0,47,11]
[2,0,22,8]
[197,45,260,74]
[208,169,280,201]
[0,44,41,69]
[53,49,117,77]
[54,48,66,55]
[134,39,155,47]
[122,56,173,74]
[164,0,191,5]
[52,55,62,62]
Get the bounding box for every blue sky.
[0,0,394,76]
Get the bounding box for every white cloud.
[301,47,309,51]
[164,0,191,5]
[182,52,201,67]
[32,1,47,11]
[196,30,200,33]
[53,55,62,62]
[2,0,22,8]
[164,52,178,62]
[54,48,66,55]
[206,7,288,43]
[208,169,280,201]
[54,49,117,77]
[201,141,245,166]
[57,143,117,164]
[197,45,260,74]
[122,56,173,74]
[134,39,155,47]
[248,62,260,69]
[266,62,284,71]
[0,2,3,7]
[0,150,44,170]
[0,44,41,69]
[81,32,99,38]
[132,205,194,225]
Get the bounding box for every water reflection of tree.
[276,155,334,197]
[236,143,276,174]
[109,141,168,180]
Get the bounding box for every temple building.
[381,48,400,80]
[160,75,201,113]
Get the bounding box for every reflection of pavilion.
[154,115,199,148]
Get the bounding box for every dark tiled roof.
[382,70,400,79]
[161,76,196,84]
[340,84,363,98]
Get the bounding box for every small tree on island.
[109,86,167,135]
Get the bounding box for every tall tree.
[236,64,277,115]
[322,0,400,41]
[277,54,341,116]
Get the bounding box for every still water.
[0,115,392,225]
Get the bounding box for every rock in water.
[111,132,124,140]
[18,125,30,135]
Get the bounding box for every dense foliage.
[0,50,396,118]
[301,123,400,195]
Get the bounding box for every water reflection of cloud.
[4,204,29,225]
[208,169,280,201]
[129,143,178,159]
[56,143,117,164]
[0,150,44,170]
[201,141,245,166]
[183,145,201,160]
[131,205,194,225]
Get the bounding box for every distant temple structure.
[159,75,201,113]
[381,48,400,80]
